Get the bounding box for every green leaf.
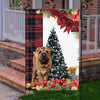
[10,0,22,7]
[47,85,52,88]
[47,12,52,17]
[63,9,71,17]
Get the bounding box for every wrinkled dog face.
[36,47,50,64]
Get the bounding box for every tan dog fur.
[32,47,52,82]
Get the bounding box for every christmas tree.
[46,28,68,80]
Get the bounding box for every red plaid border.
[25,9,43,86]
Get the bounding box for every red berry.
[57,80,60,84]
[63,87,66,91]
[46,10,50,13]
[44,84,47,87]
[43,80,47,85]
[47,16,50,18]
[74,18,79,21]
[57,18,61,25]
[74,80,79,90]
[54,16,56,19]
[46,87,50,90]
[63,82,67,86]
[51,14,55,17]
[34,82,37,86]
[35,82,41,86]
[69,13,75,19]
[75,81,79,86]
[60,80,64,85]
[51,83,56,88]
[74,79,79,85]
[76,85,79,90]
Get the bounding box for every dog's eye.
[46,51,48,53]
[39,51,41,54]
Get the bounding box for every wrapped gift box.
[69,74,79,81]
[68,67,77,74]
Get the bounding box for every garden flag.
[26,9,79,91]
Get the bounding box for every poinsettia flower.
[71,21,79,32]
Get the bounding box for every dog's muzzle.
[39,51,49,64]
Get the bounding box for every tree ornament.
[71,9,78,15]
[51,68,54,72]
[71,86,78,90]
[36,10,41,14]
[26,83,31,88]
[36,86,41,91]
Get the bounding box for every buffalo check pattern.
[25,9,43,87]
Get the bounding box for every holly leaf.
[47,85,52,88]
[47,12,52,17]
[41,87,46,90]
[50,87,56,91]
[64,9,71,17]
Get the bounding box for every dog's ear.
[36,47,41,52]
[47,48,51,56]
[49,50,51,56]
[33,52,35,55]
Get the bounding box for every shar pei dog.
[32,47,52,82]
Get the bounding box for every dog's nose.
[42,52,46,56]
